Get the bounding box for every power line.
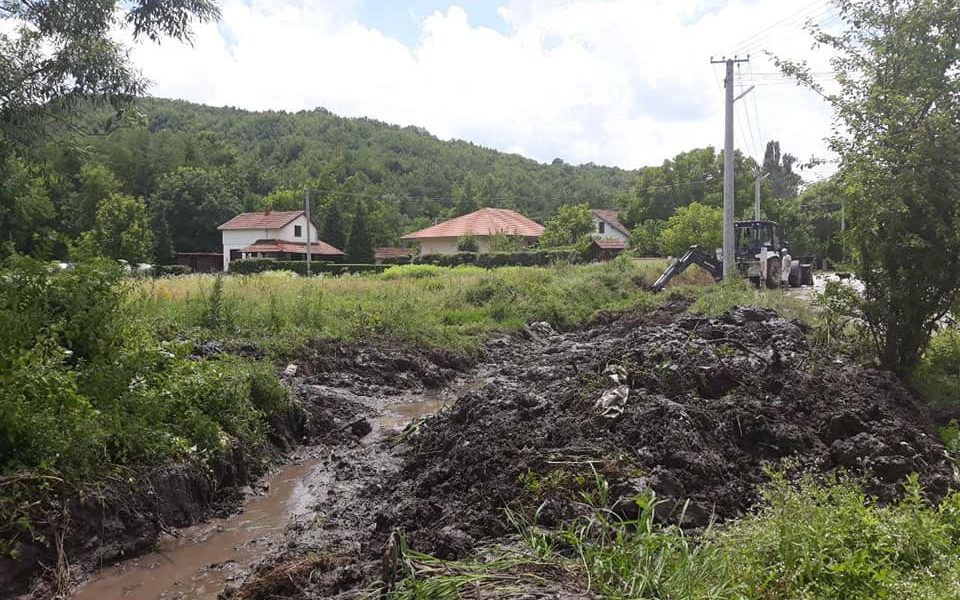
[728,0,830,56]
[747,62,766,164]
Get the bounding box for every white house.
[591,209,631,245]
[218,209,344,271]
[401,208,545,255]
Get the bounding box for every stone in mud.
[349,418,373,438]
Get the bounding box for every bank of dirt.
[236,303,955,599]
[1,341,465,600]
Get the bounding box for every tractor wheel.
[765,257,781,289]
[788,260,802,288]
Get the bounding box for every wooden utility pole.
[305,189,312,276]
[711,56,750,278]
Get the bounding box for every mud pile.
[379,306,954,557]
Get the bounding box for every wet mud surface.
[20,305,954,599]
[234,303,955,599]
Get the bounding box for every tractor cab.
[735,220,785,259]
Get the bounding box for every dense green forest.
[2,98,637,260]
[0,96,837,264]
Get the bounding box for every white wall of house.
[221,215,320,271]
[277,216,319,244]
[592,216,631,245]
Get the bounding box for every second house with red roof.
[400,208,544,255]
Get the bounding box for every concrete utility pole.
[711,56,750,278]
[305,189,312,277]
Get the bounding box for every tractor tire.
[765,257,781,289]
[789,260,802,288]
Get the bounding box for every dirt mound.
[378,306,954,558]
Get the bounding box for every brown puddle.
[70,388,460,600]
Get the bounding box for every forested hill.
[17,97,636,256]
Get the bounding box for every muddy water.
[71,391,454,600]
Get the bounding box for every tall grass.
[131,258,697,354]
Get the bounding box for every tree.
[61,163,121,237]
[345,200,375,263]
[539,203,594,248]
[83,193,154,264]
[0,156,55,257]
[0,1,219,148]
[450,174,482,217]
[322,200,347,251]
[658,202,722,257]
[630,220,666,256]
[151,167,244,252]
[621,147,758,225]
[780,0,960,373]
[762,141,803,200]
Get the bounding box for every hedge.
[413,249,583,268]
[380,255,413,265]
[153,264,192,276]
[229,259,387,276]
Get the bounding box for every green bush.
[414,249,581,268]
[229,258,385,276]
[380,264,447,280]
[154,264,192,276]
[229,258,277,274]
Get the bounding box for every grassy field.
[130,259,812,356]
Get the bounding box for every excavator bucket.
[650,246,723,292]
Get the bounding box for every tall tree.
[539,203,594,248]
[83,193,154,264]
[345,200,374,263]
[780,0,960,373]
[762,141,803,200]
[322,200,347,251]
[450,174,482,217]
[0,156,55,256]
[151,167,243,252]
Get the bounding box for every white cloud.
[127,0,840,181]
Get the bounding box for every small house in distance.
[585,239,626,262]
[591,209,631,245]
[401,208,544,255]
[218,209,343,271]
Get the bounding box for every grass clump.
[387,473,960,600]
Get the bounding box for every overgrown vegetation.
[132,257,692,355]
[0,256,294,501]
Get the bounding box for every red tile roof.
[218,210,304,230]
[592,209,631,237]
[591,239,626,249]
[401,208,544,240]
[241,239,344,255]
[375,247,415,259]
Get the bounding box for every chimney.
[264,206,272,215]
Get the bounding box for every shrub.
[229,258,276,274]
[415,249,581,268]
[456,235,479,252]
[154,264,192,276]
[380,264,446,280]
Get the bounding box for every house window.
[598,221,606,234]
[294,225,303,237]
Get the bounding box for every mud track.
[235,303,955,599]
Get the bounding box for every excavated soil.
[236,302,955,599]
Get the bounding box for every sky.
[127,0,841,179]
